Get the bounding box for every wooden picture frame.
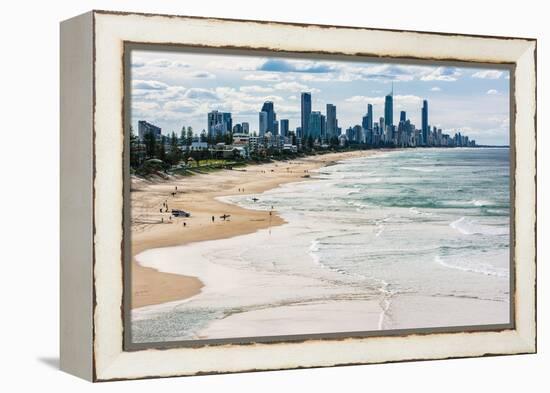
[60,10,536,381]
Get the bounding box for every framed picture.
[60,10,537,381]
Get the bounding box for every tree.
[224,131,233,145]
[143,131,156,159]
[129,126,141,168]
[307,135,314,149]
[179,126,187,146]
[156,135,167,162]
[166,132,182,166]
[200,129,207,143]
[186,126,194,146]
[214,133,225,144]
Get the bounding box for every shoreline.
[131,147,510,342]
[131,150,378,309]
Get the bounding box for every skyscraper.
[320,114,326,141]
[242,122,249,134]
[280,119,289,137]
[261,101,276,133]
[422,100,429,146]
[222,112,233,134]
[400,110,406,122]
[308,111,322,140]
[138,120,161,140]
[326,103,337,139]
[259,111,268,136]
[362,114,369,131]
[301,92,312,138]
[207,110,231,137]
[384,86,394,128]
[367,104,373,130]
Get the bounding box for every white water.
[132,148,511,343]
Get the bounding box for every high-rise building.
[308,111,322,140]
[301,92,312,138]
[367,104,373,130]
[362,114,369,131]
[400,111,406,122]
[273,120,279,136]
[138,120,161,140]
[207,110,231,137]
[259,111,268,136]
[261,101,276,133]
[326,104,337,139]
[222,112,233,134]
[353,125,364,143]
[384,85,394,128]
[422,100,429,146]
[320,114,326,141]
[242,122,249,134]
[280,119,289,137]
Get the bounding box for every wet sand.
[131,150,376,308]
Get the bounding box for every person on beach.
[212,215,215,223]
[183,222,186,227]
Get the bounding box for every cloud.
[240,85,275,93]
[243,73,283,82]
[131,58,146,68]
[132,80,169,90]
[163,101,198,113]
[345,94,423,105]
[184,88,219,100]
[187,71,216,79]
[259,59,335,73]
[420,67,461,81]
[147,59,190,68]
[272,81,320,93]
[472,70,503,79]
[486,89,499,95]
[210,58,266,71]
[132,101,161,112]
[356,64,418,82]
[261,95,285,102]
[431,87,442,92]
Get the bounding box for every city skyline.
[131,50,510,145]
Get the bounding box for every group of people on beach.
[154,183,278,229]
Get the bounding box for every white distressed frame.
[62,10,537,381]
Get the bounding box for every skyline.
[131,50,510,145]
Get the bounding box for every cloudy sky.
[131,49,510,145]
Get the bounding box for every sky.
[130,49,510,145]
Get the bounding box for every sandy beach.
[131,150,376,309]
[131,148,510,342]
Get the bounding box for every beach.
[131,148,511,343]
[131,150,376,309]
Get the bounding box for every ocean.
[132,148,511,343]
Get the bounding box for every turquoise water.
[231,147,510,303]
[133,148,511,343]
